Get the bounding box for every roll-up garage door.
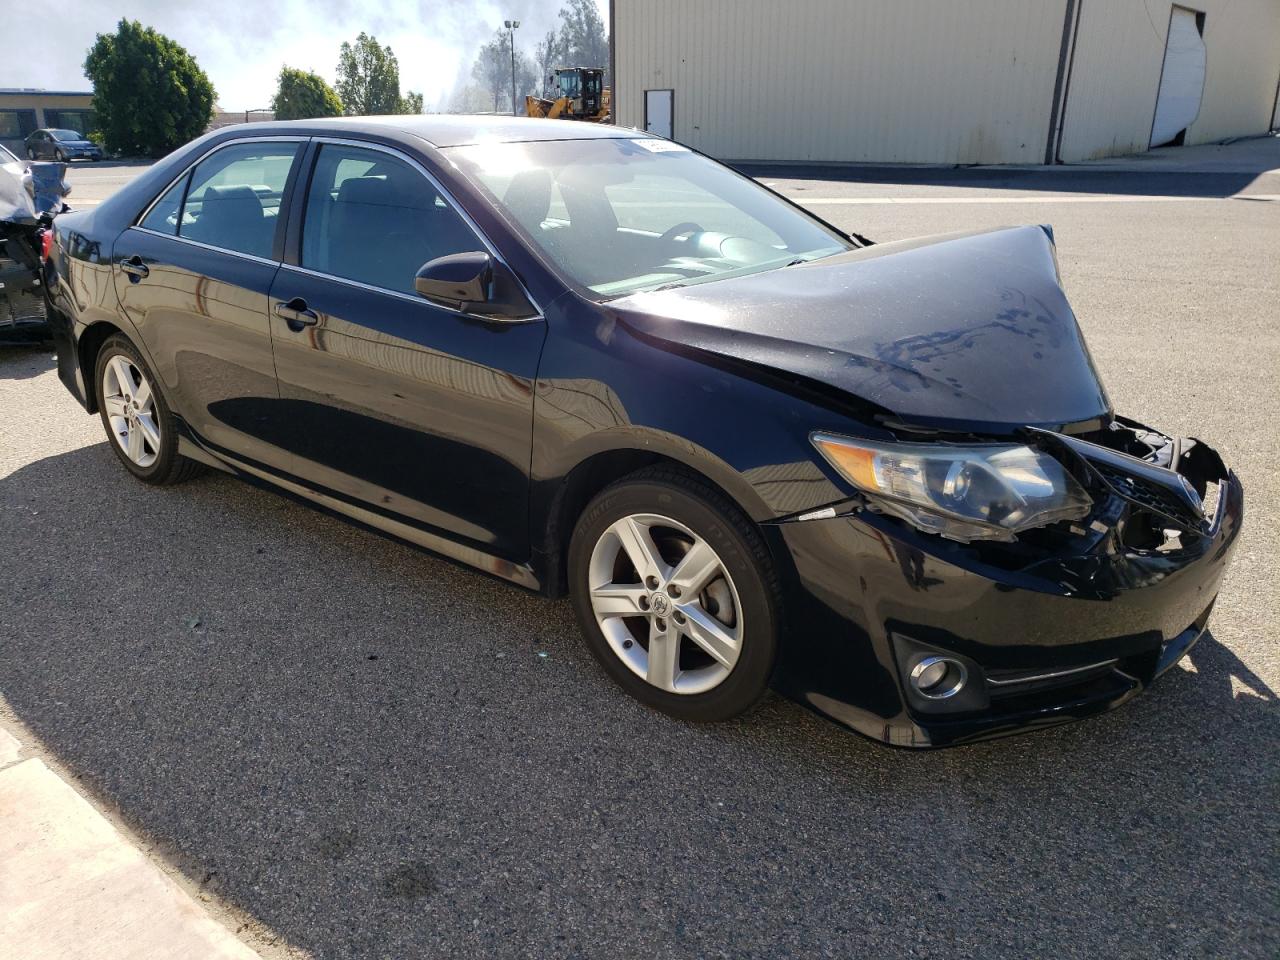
[1150,7,1207,147]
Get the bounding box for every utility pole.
[504,19,521,116]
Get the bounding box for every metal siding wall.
[1059,0,1280,161]
[1188,0,1280,144]
[616,0,1065,164]
[617,0,1280,165]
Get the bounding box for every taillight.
[40,228,53,261]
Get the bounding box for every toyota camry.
[43,116,1243,747]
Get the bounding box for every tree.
[401,90,424,115]
[471,33,510,112]
[83,20,216,157]
[534,29,563,97]
[557,0,610,80]
[271,67,343,121]
[336,33,412,115]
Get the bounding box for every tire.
[55,149,66,162]
[93,333,203,485]
[26,148,35,160]
[568,466,780,722]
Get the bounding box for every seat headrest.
[336,176,392,206]
[503,170,552,230]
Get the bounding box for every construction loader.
[525,67,611,122]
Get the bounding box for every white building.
[610,0,1280,164]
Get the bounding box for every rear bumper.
[768,445,1243,748]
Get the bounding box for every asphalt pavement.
[1,144,1277,959]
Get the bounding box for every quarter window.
[178,142,300,259]
[300,143,482,296]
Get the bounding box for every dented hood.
[608,225,1112,432]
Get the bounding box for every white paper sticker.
[633,139,688,153]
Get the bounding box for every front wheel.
[94,334,203,485]
[568,468,780,722]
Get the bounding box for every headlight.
[811,433,1093,542]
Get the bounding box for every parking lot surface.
[2,154,1277,959]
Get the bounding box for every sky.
[3,0,609,112]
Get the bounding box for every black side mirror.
[414,251,537,321]
[414,251,492,309]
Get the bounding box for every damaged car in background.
[0,144,68,343]
[41,117,1243,747]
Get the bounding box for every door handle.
[274,297,319,329]
[120,256,149,281]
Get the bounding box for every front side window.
[178,141,300,259]
[447,137,852,298]
[300,143,482,296]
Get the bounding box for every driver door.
[268,140,546,562]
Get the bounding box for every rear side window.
[177,142,300,259]
[139,175,188,235]
[300,143,482,295]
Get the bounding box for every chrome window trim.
[299,136,544,323]
[133,135,308,231]
[131,226,282,268]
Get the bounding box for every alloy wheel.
[587,513,743,695]
[101,355,160,468]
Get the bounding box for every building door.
[1150,7,1207,147]
[644,89,674,140]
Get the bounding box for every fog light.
[910,656,967,700]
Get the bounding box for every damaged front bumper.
[769,417,1243,747]
[0,161,69,343]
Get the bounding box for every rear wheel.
[26,147,35,160]
[94,334,202,485]
[568,468,780,721]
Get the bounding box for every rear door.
[267,139,546,561]
[113,137,304,468]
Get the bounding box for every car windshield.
[446,137,852,298]
[49,129,81,141]
[0,143,18,163]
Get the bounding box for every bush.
[83,20,216,157]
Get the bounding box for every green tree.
[534,29,563,97]
[335,33,414,115]
[557,0,610,80]
[271,66,343,121]
[472,34,510,112]
[401,90,424,115]
[83,20,216,157]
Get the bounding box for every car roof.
[230,114,646,149]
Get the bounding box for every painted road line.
[796,194,1280,205]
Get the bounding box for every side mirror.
[414,251,538,321]
[415,251,492,308]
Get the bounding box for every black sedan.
[43,116,1243,747]
[26,128,103,162]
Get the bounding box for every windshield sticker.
[633,139,688,153]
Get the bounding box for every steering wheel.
[659,222,705,247]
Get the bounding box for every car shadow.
[1,442,1275,958]
[0,344,54,380]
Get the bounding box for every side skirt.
[176,432,542,592]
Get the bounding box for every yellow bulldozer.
[525,67,611,123]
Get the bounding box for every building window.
[43,110,96,135]
[0,109,38,140]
